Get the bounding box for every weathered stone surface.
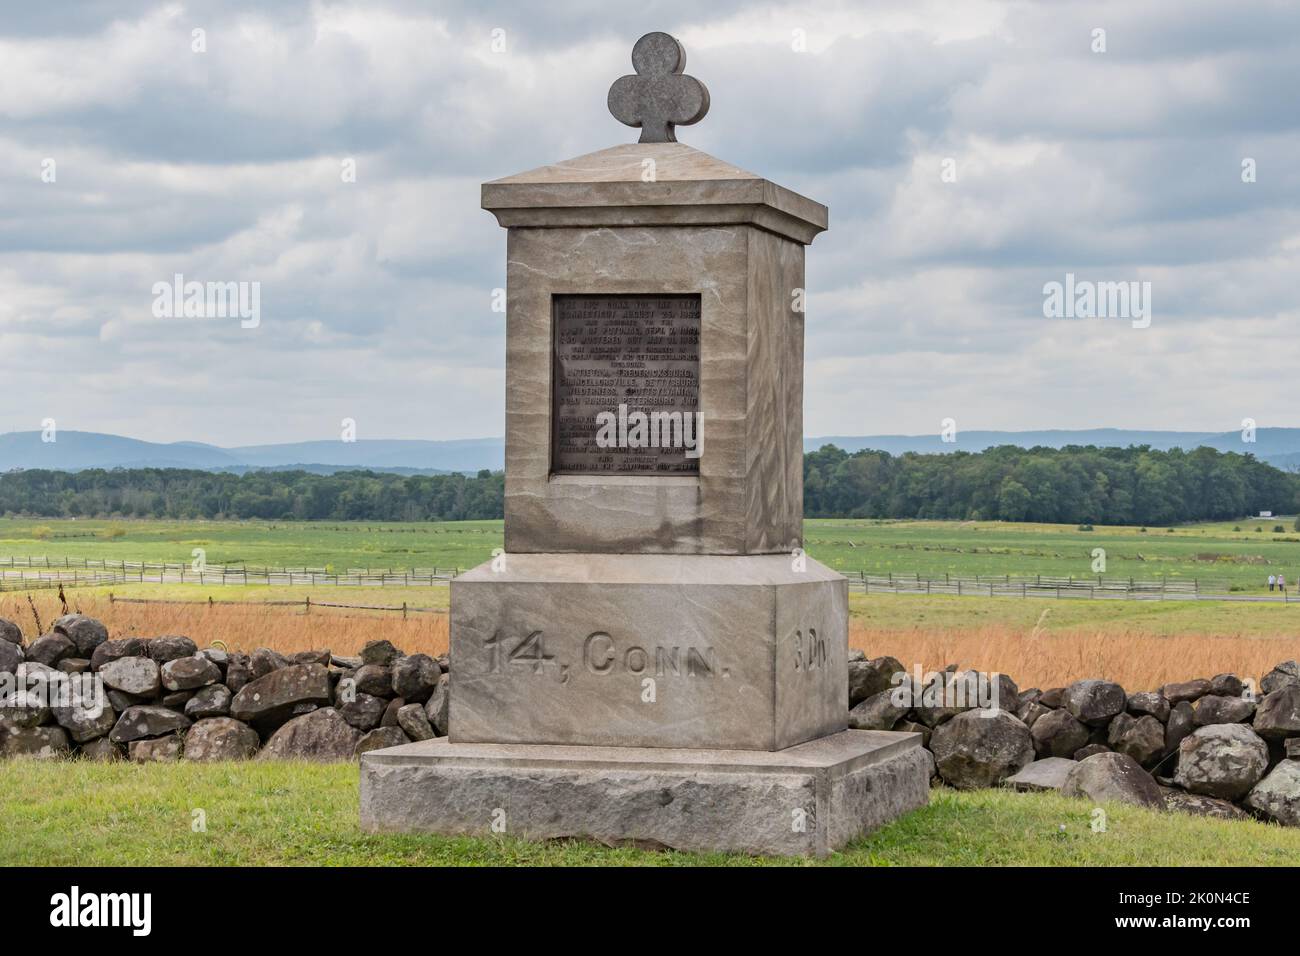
[52,614,108,656]
[1208,673,1245,698]
[183,717,260,761]
[160,656,221,691]
[451,554,848,750]
[0,640,21,675]
[80,737,123,761]
[196,648,229,673]
[229,663,332,726]
[129,735,182,763]
[1287,739,1300,760]
[930,709,1033,790]
[354,664,393,698]
[1063,679,1126,726]
[25,632,74,666]
[1,725,71,758]
[1074,743,1110,760]
[1127,691,1170,723]
[848,688,908,730]
[1253,686,1300,741]
[260,708,360,761]
[225,653,253,693]
[1174,724,1269,800]
[147,635,198,663]
[1244,759,1300,826]
[109,705,191,743]
[895,719,931,748]
[1164,701,1195,756]
[0,618,22,645]
[1038,687,1065,708]
[847,655,903,707]
[0,682,51,728]
[1005,757,1075,792]
[99,656,161,697]
[332,653,364,669]
[249,647,289,677]
[1108,713,1166,768]
[382,697,405,727]
[1061,752,1164,809]
[337,690,386,731]
[424,676,449,736]
[90,637,146,671]
[52,692,116,744]
[105,689,144,714]
[360,640,402,666]
[355,726,409,757]
[361,730,926,857]
[1193,694,1255,726]
[161,690,193,710]
[397,703,435,741]
[290,649,331,666]
[1031,708,1091,758]
[391,654,440,702]
[56,658,91,674]
[1261,660,1300,695]
[1016,700,1051,730]
[1161,678,1211,705]
[1160,786,1247,820]
[184,683,232,719]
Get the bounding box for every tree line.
[0,444,1295,524]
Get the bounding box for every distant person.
[1269,574,1276,591]
[1280,573,1287,594]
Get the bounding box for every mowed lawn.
[2,759,1298,866]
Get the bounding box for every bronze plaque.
[552,294,701,476]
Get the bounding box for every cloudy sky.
[1,0,1297,446]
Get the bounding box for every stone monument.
[360,32,931,856]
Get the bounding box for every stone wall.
[2,614,1297,828]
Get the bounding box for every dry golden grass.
[850,621,1300,692]
[0,593,448,658]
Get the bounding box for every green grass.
[2,759,1297,866]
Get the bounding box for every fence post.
[402,601,408,620]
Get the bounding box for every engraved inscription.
[551,294,700,476]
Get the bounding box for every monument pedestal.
[360,730,932,857]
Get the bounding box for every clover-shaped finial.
[607,32,710,144]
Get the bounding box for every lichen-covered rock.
[0,618,22,645]
[90,637,146,671]
[129,735,182,762]
[1252,686,1300,741]
[1192,694,1254,726]
[1261,660,1300,695]
[848,688,908,730]
[1030,707,1090,758]
[52,690,116,744]
[229,663,332,727]
[1161,678,1211,705]
[109,705,192,743]
[79,737,123,761]
[0,639,21,676]
[259,707,360,760]
[1208,674,1245,698]
[1243,759,1300,826]
[354,725,409,756]
[225,653,253,693]
[147,635,198,664]
[1005,757,1075,792]
[1108,713,1166,768]
[396,702,435,741]
[360,640,402,666]
[1160,786,1247,820]
[1074,743,1110,761]
[354,663,393,698]
[337,690,386,731]
[99,656,161,697]
[25,632,75,667]
[52,614,109,656]
[183,717,260,761]
[1061,752,1164,809]
[1127,691,1170,723]
[847,655,904,707]
[1173,724,1269,800]
[929,709,1033,789]
[0,725,71,758]
[184,683,232,719]
[290,648,331,666]
[1015,700,1050,729]
[391,653,440,702]
[160,656,221,691]
[1163,701,1195,757]
[1062,679,1126,726]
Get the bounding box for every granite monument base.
[359,730,932,857]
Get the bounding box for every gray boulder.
[147,635,198,663]
[355,725,409,756]
[183,717,260,761]
[337,690,386,731]
[1074,743,1110,760]
[129,736,182,762]
[160,656,222,691]
[929,709,1034,789]
[99,656,161,697]
[25,632,74,667]
[396,702,435,741]
[1063,679,1126,726]
[290,648,331,666]
[259,708,360,760]
[0,618,22,645]
[1208,673,1245,698]
[391,653,440,702]
[1192,694,1255,726]
[229,663,332,726]
[847,655,904,707]
[424,675,449,736]
[1005,757,1075,792]
[109,705,192,743]
[1164,701,1195,756]
[1252,686,1300,741]
[1261,660,1300,695]
[1031,707,1090,758]
[1243,759,1300,826]
[184,683,232,719]
[249,647,289,677]
[52,614,109,656]
[1127,691,1170,723]
[1108,713,1166,768]
[1161,678,1211,705]
[382,696,405,727]
[1174,724,1269,800]
[52,690,117,743]
[848,688,909,730]
[354,664,393,698]
[90,637,146,671]
[225,653,253,693]
[1060,752,1164,809]
[80,738,123,761]
[0,725,71,758]
[0,639,21,676]
[1160,786,1247,820]
[360,639,402,665]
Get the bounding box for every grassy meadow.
[3,759,1298,866]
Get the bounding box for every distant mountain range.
[1,428,1298,475]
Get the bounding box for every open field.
[2,759,1298,866]
[5,516,1300,591]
